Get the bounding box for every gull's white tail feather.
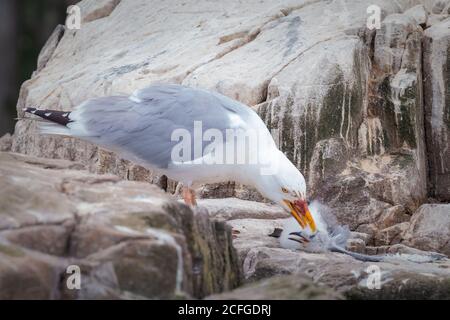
[37,122,72,136]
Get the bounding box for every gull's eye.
[281,187,289,193]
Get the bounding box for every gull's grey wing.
[70,84,256,169]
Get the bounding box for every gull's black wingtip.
[23,107,34,112]
[22,107,72,126]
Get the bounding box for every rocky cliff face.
[423,18,450,201]
[10,0,450,216]
[220,216,450,299]
[1,152,449,299]
[2,0,450,299]
[0,152,240,299]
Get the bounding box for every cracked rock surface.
[0,152,240,299]
[208,212,450,299]
[3,152,448,300]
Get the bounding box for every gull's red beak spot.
[283,199,317,232]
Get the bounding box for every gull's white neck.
[248,149,306,206]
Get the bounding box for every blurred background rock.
[0,0,77,135]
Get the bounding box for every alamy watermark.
[66,265,81,290]
[66,5,81,30]
[366,265,382,289]
[366,5,382,30]
[170,121,280,175]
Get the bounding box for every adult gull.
[24,84,317,235]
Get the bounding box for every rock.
[258,6,428,231]
[84,239,184,299]
[365,245,387,255]
[0,133,12,151]
[79,0,122,23]
[346,238,366,254]
[426,14,448,27]
[0,154,78,230]
[197,182,236,199]
[227,218,284,263]
[313,152,426,232]
[234,184,268,202]
[377,205,411,229]
[241,246,450,299]
[1,225,72,256]
[403,204,450,256]
[431,0,447,14]
[229,218,450,299]
[310,9,429,231]
[386,243,445,256]
[349,232,371,244]
[36,24,65,73]
[258,36,369,179]
[197,182,268,202]
[404,5,428,25]
[346,271,450,299]
[206,275,342,300]
[0,152,240,299]
[308,138,349,196]
[375,222,410,246]
[423,18,450,201]
[197,198,288,221]
[0,243,66,299]
[356,223,380,245]
[367,11,427,205]
[374,14,419,74]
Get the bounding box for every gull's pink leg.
[182,186,197,206]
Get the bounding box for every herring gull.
[24,84,317,234]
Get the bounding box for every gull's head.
[255,150,317,233]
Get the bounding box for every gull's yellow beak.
[283,199,317,233]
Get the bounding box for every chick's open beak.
[283,199,317,233]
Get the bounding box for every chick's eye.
[281,187,289,193]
